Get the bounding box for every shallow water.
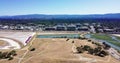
[37,34,80,38]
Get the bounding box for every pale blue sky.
[0,0,120,16]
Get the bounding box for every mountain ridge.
[0,13,120,19]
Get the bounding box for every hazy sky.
[0,0,120,16]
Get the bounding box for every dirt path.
[17,32,36,63]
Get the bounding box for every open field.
[18,38,120,63]
[0,32,119,63]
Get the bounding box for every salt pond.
[37,34,80,39]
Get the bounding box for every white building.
[90,26,96,33]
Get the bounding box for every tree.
[0,52,2,59]
[1,52,8,59]
[100,50,108,55]
[0,51,17,60]
[94,42,101,46]
[88,39,92,42]
[94,47,102,53]
[66,39,69,41]
[83,45,91,51]
[72,41,74,43]
[88,48,94,55]
[76,47,84,53]
[9,50,17,56]
[78,37,82,39]
[6,53,11,58]
[8,57,13,60]
[92,42,95,44]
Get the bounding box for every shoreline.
[0,38,21,49]
[0,32,36,49]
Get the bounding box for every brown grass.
[0,33,119,63]
[21,38,120,63]
[0,40,8,46]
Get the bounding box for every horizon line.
[0,12,120,16]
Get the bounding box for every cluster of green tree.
[76,45,108,57]
[0,18,120,27]
[0,50,17,60]
[87,39,102,46]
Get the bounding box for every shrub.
[76,47,84,53]
[117,50,120,53]
[0,52,2,59]
[0,50,17,60]
[92,42,95,44]
[83,45,91,51]
[9,50,17,56]
[66,39,69,41]
[30,48,36,51]
[88,39,92,42]
[2,52,8,59]
[94,42,101,46]
[78,37,82,39]
[6,53,11,58]
[100,50,108,55]
[94,48,101,55]
[76,45,108,57]
[72,41,74,43]
[88,48,94,55]
[80,37,86,40]
[8,57,13,60]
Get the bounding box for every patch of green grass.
[91,34,112,41]
[91,34,120,47]
[116,36,120,41]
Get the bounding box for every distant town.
[0,22,120,34]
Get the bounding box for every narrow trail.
[18,50,29,63]
[17,32,36,63]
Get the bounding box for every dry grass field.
[0,40,7,46]
[0,32,119,63]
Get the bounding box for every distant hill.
[0,13,120,19]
